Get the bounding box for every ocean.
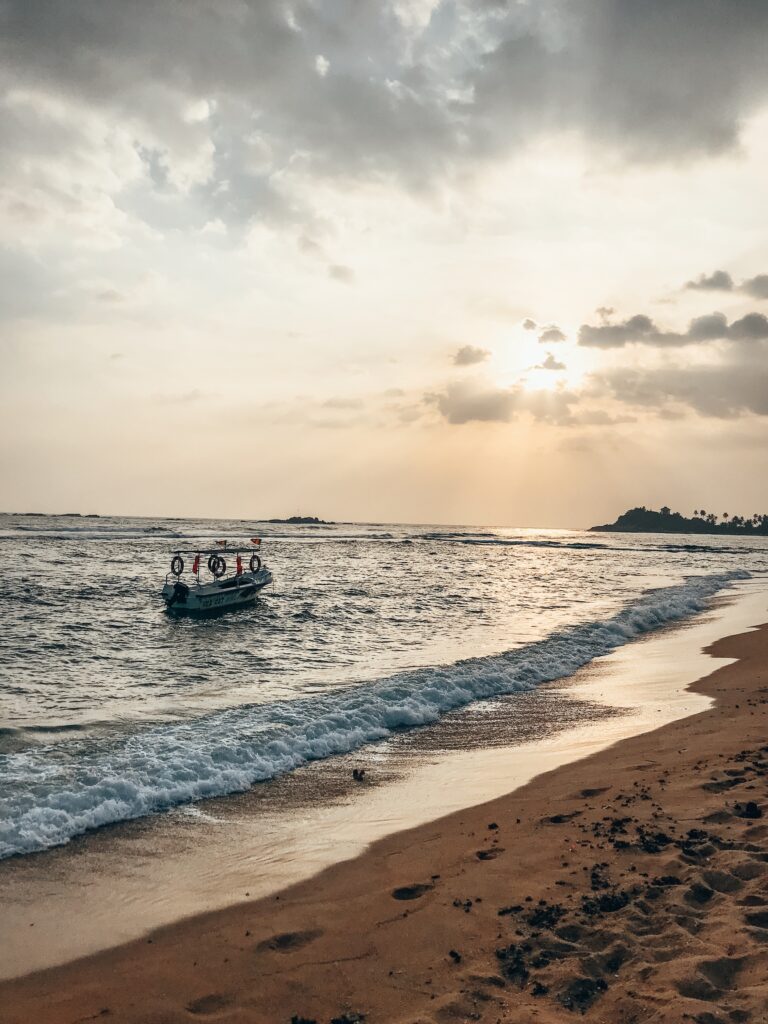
[1,512,766,861]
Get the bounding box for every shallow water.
[1,513,767,858]
[2,579,766,979]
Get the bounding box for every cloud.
[322,397,364,410]
[596,363,768,418]
[578,310,768,348]
[0,0,458,236]
[728,312,768,340]
[467,0,768,162]
[522,318,537,331]
[96,288,125,303]
[536,353,566,371]
[591,314,768,417]
[685,269,768,299]
[742,274,768,300]
[430,380,576,425]
[538,326,566,344]
[0,245,70,322]
[433,382,516,423]
[2,0,767,258]
[452,344,490,366]
[328,264,355,283]
[687,312,730,341]
[685,270,734,292]
[578,313,669,348]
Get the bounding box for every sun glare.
[523,367,566,392]
[494,328,586,393]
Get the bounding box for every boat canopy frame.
[171,547,259,557]
[165,542,265,587]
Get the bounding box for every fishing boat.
[161,540,272,614]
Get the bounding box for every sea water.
[1,513,766,859]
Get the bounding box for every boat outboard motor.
[167,580,190,607]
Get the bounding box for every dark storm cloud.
[453,344,490,366]
[578,311,768,348]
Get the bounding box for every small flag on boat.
[216,539,227,547]
[250,537,261,545]
[192,555,200,574]
[236,555,243,575]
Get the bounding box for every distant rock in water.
[591,506,768,537]
[264,515,332,526]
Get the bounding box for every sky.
[2,0,768,527]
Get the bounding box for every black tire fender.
[249,553,261,573]
[170,555,184,577]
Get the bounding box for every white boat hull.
[162,568,272,614]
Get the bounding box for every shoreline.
[3,598,768,1021]
[3,583,762,981]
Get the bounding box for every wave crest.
[0,571,748,859]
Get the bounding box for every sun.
[493,328,586,392]
[523,366,568,392]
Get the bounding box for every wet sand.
[3,615,768,1022]
[5,582,764,981]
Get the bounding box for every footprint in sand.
[256,929,323,953]
[186,993,232,1017]
[674,975,721,1002]
[476,848,505,861]
[540,812,581,825]
[391,882,434,900]
[732,859,766,881]
[701,868,742,893]
[697,955,746,990]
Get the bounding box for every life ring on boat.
[249,553,261,573]
[211,556,226,578]
[207,553,219,574]
[170,555,184,577]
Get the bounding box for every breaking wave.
[0,571,748,859]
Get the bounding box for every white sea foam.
[0,571,748,859]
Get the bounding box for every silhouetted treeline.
[590,506,768,536]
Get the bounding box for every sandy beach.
[3,618,767,1023]
[5,1,768,1018]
